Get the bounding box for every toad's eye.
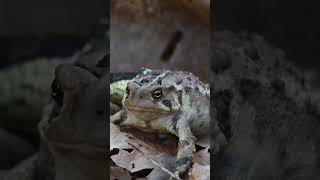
[126,86,130,95]
[51,78,64,106]
[152,89,163,99]
[125,87,130,100]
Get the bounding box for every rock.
[211,31,320,180]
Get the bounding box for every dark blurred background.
[0,0,107,68]
[0,0,107,170]
[214,0,320,72]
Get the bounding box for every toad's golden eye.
[51,78,64,106]
[152,89,163,99]
[126,87,130,95]
[125,87,130,100]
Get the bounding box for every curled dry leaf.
[193,147,210,166]
[191,163,210,180]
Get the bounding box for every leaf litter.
[110,123,210,179]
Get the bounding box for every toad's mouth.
[125,106,171,113]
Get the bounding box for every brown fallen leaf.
[146,154,176,180]
[110,123,133,150]
[193,147,210,166]
[110,166,131,180]
[111,149,156,173]
[110,122,211,180]
[128,139,180,179]
[123,127,178,155]
[110,123,176,178]
[191,163,210,180]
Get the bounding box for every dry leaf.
[191,163,210,180]
[194,147,210,166]
[114,126,178,156]
[146,154,176,180]
[110,123,133,150]
[110,166,131,180]
[111,149,156,173]
[110,123,211,179]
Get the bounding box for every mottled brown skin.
[111,69,210,179]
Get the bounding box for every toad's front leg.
[110,109,127,125]
[170,121,196,180]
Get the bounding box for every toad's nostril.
[140,78,149,83]
[127,81,140,90]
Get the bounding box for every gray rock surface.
[211,31,320,180]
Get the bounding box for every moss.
[110,80,130,104]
